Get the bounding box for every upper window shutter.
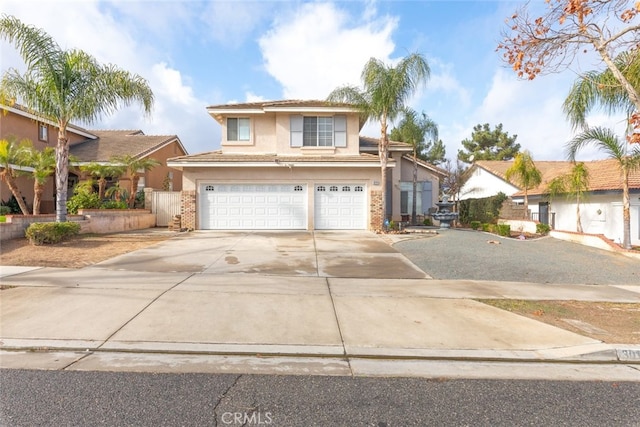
[290,115,303,147]
[334,115,347,147]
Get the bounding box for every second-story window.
[38,123,48,142]
[290,115,346,148]
[227,118,250,141]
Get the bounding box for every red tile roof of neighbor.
[70,130,185,162]
[475,159,640,196]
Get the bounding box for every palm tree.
[81,162,126,200]
[19,144,55,215]
[0,15,154,222]
[390,109,438,225]
[0,137,30,215]
[564,50,640,132]
[567,127,640,249]
[327,53,430,226]
[505,150,542,219]
[546,162,590,233]
[112,155,160,208]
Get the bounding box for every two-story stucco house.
[167,100,444,231]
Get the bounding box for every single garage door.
[315,184,366,229]
[200,183,307,229]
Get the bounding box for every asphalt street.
[2,369,640,426]
[395,229,640,285]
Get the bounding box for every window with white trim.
[290,115,346,147]
[38,123,48,142]
[227,118,250,141]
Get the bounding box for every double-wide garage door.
[199,183,366,230]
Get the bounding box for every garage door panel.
[200,184,307,230]
[315,184,366,230]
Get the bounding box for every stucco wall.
[460,167,519,200]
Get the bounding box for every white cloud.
[202,0,270,47]
[258,2,397,99]
[245,92,267,103]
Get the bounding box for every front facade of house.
[168,100,443,231]
[0,104,187,213]
[463,160,640,246]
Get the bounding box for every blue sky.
[1,0,625,161]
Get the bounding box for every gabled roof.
[401,154,448,178]
[167,150,390,168]
[206,99,364,128]
[70,130,187,162]
[474,159,640,196]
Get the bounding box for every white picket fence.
[151,191,181,226]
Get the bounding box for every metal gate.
[151,191,181,226]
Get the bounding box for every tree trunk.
[411,147,418,225]
[33,180,43,215]
[55,126,69,222]
[523,190,529,220]
[379,116,389,229]
[1,172,30,215]
[597,45,640,121]
[576,193,583,233]
[98,177,106,200]
[622,166,631,249]
[128,174,139,208]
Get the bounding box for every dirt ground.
[0,230,174,268]
[1,231,638,344]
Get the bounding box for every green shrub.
[101,200,128,210]
[67,190,101,214]
[458,192,508,225]
[1,196,26,214]
[423,217,433,226]
[481,223,490,232]
[0,215,6,223]
[0,205,11,215]
[536,223,551,235]
[470,221,481,230]
[25,222,80,245]
[496,224,511,237]
[388,220,397,231]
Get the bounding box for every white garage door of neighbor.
[315,184,367,229]
[200,184,307,230]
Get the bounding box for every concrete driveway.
[84,231,429,279]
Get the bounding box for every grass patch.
[0,215,6,223]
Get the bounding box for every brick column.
[181,190,196,230]
[370,190,383,231]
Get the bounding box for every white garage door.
[200,184,307,230]
[315,184,367,230]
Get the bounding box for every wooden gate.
[151,191,181,226]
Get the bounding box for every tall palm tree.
[19,144,55,215]
[505,150,542,219]
[0,15,154,222]
[112,155,160,208]
[327,53,430,226]
[567,127,640,249]
[0,137,30,215]
[390,109,438,225]
[546,162,590,233]
[564,50,640,131]
[81,162,126,200]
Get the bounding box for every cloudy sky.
[0,0,627,161]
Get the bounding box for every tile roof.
[206,99,355,110]
[168,150,384,164]
[70,130,185,162]
[359,136,413,151]
[475,159,640,195]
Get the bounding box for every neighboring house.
[460,160,640,246]
[0,104,187,213]
[167,100,444,231]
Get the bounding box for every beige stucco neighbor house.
[0,104,187,213]
[167,100,444,231]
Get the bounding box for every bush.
[496,224,511,237]
[25,222,80,245]
[423,217,433,226]
[1,196,27,214]
[67,190,101,214]
[101,200,128,210]
[481,223,491,232]
[536,223,551,235]
[458,192,508,225]
[470,220,481,230]
[0,205,11,215]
